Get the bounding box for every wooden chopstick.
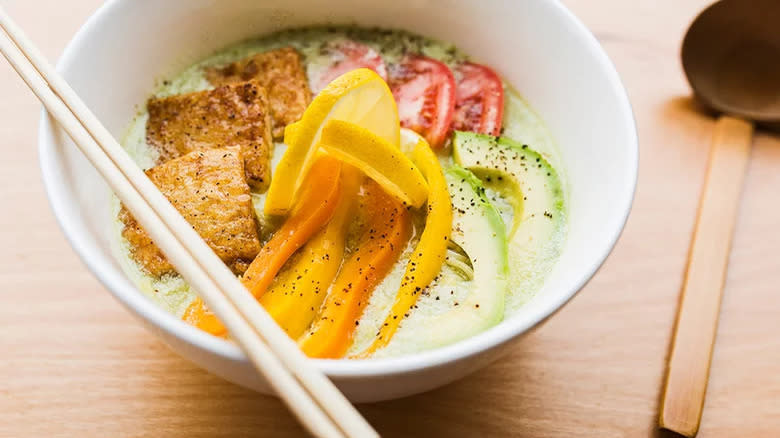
[0,7,377,438]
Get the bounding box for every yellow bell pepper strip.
[182,156,343,336]
[299,180,412,358]
[319,119,429,208]
[260,166,363,338]
[265,68,399,215]
[356,133,452,357]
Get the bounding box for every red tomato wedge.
[387,55,456,149]
[452,62,505,136]
[312,40,388,93]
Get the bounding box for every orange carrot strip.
[242,156,343,297]
[298,180,411,358]
[182,299,226,337]
[356,137,452,356]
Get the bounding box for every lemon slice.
[265,68,400,215]
[319,120,428,207]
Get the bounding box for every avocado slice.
[452,131,566,311]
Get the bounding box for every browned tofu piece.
[119,147,262,277]
[146,81,273,190]
[205,47,312,139]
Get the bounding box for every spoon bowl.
[682,0,780,122]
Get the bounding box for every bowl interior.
[40,0,636,376]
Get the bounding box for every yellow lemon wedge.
[319,119,429,208]
[265,68,400,215]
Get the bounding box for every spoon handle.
[660,115,753,437]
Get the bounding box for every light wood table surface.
[1,0,778,436]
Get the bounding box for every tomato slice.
[388,55,456,149]
[312,40,388,93]
[452,62,504,136]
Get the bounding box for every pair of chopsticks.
[0,7,377,438]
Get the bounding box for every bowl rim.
[38,0,638,378]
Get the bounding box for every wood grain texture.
[0,0,778,437]
[660,116,753,437]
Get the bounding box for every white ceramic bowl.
[39,0,637,402]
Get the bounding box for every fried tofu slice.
[146,81,273,190]
[119,147,262,277]
[205,47,312,139]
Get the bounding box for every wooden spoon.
[660,0,780,436]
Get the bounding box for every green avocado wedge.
[452,131,567,311]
